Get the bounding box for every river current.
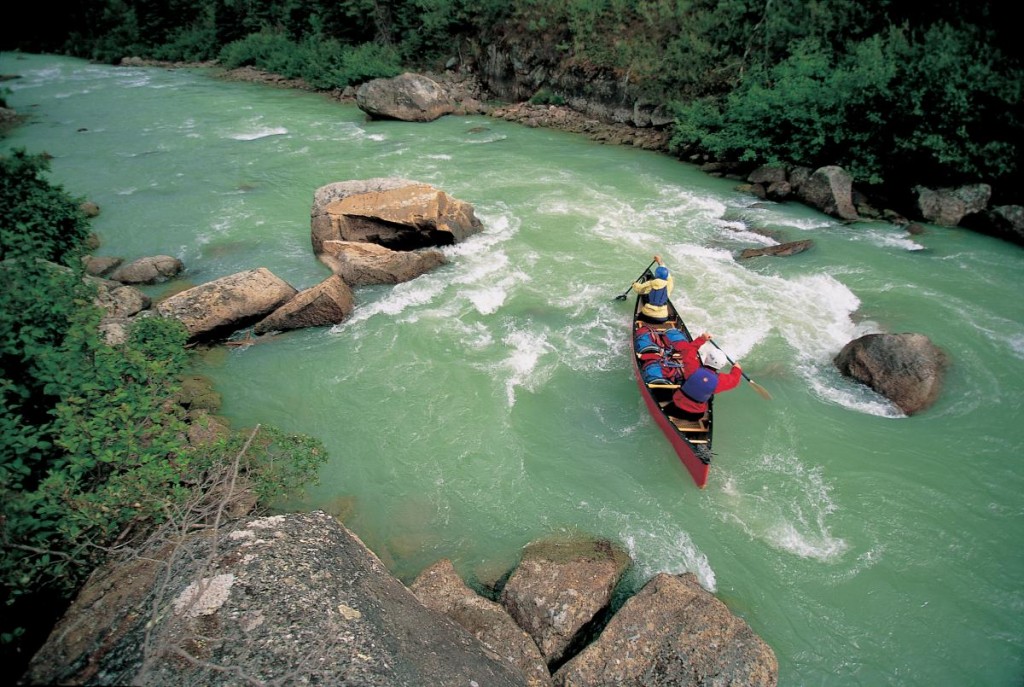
[2,52,1022,686]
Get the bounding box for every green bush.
[0,149,91,264]
[151,22,221,62]
[218,29,306,77]
[299,38,403,89]
[529,88,566,106]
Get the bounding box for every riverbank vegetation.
[2,0,1020,203]
[0,149,327,672]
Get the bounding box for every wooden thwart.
[663,410,710,434]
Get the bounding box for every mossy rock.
[176,374,222,412]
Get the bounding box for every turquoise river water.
[2,53,1022,686]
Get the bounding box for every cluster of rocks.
[22,512,778,686]
[84,177,483,346]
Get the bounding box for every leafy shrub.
[529,88,566,106]
[299,38,402,90]
[218,29,306,77]
[151,22,221,62]
[0,149,91,264]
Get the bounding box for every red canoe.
[631,287,714,488]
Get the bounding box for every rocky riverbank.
[197,59,1023,247]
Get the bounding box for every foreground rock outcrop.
[834,332,949,414]
[500,538,631,668]
[412,559,553,687]
[24,513,779,686]
[554,573,778,686]
[21,512,525,687]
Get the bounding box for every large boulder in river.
[155,267,297,342]
[412,558,553,687]
[913,183,991,227]
[500,537,631,667]
[252,273,354,334]
[554,572,778,686]
[319,240,447,286]
[22,512,525,687]
[108,255,184,284]
[356,72,455,122]
[795,165,858,221]
[833,332,949,415]
[311,179,483,254]
[958,203,1024,246]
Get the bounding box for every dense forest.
[1,0,1021,675]
[2,0,1022,204]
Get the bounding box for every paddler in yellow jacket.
[632,254,674,324]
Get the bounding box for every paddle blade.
[748,379,773,400]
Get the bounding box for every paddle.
[708,340,773,400]
[615,259,657,301]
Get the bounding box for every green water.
[3,53,1022,686]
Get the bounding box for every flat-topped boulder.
[155,267,297,342]
[311,179,483,254]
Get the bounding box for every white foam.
[852,228,925,251]
[487,327,556,407]
[720,451,849,562]
[623,528,717,593]
[229,126,288,141]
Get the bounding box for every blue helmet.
[654,266,669,279]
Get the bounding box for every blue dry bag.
[642,360,682,385]
[662,328,688,346]
[634,331,662,354]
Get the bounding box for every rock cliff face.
[471,41,673,129]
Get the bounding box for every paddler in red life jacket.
[664,338,743,421]
[632,254,674,324]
